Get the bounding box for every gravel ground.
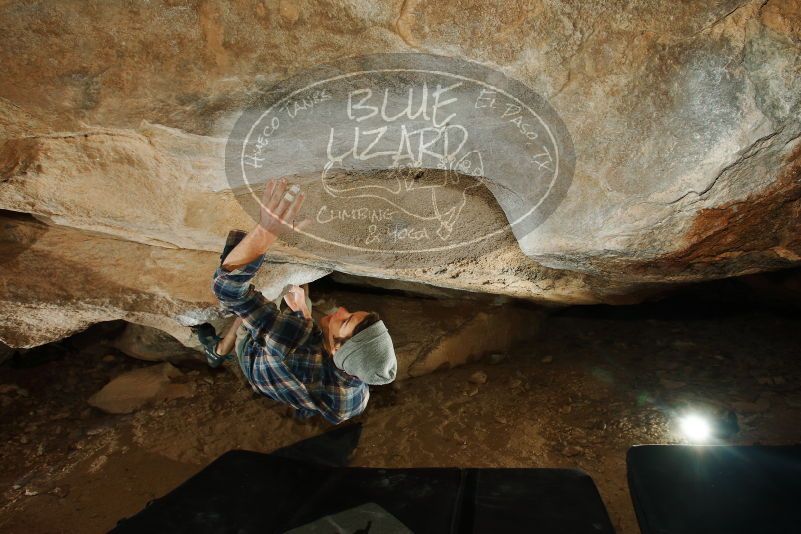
[1,288,800,533]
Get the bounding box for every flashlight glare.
[680,414,711,442]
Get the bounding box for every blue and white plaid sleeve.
[285,348,370,424]
[313,382,370,424]
[211,229,314,360]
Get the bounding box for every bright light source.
[680,414,711,442]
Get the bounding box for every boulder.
[111,323,203,363]
[0,213,329,348]
[0,0,800,350]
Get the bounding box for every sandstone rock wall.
[1,0,800,349]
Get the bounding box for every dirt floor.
[1,287,801,533]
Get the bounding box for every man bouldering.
[193,177,397,424]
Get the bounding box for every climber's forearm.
[220,225,277,272]
[299,283,312,319]
[215,317,243,355]
[220,176,307,273]
[298,300,312,320]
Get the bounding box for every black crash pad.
[628,444,801,534]
[113,426,614,533]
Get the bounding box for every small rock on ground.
[88,363,195,414]
[469,371,488,384]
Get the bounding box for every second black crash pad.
[628,444,801,534]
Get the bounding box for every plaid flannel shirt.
[211,229,369,425]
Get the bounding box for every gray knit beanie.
[333,320,397,385]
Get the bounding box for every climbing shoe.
[191,323,233,368]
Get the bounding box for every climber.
[192,177,397,425]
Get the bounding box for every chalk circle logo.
[225,53,574,268]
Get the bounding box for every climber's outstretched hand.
[258,177,312,237]
[283,284,307,312]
